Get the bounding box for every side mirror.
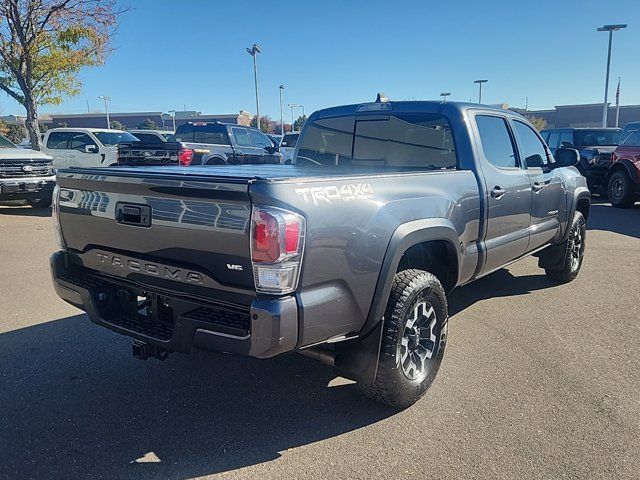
[554,147,580,168]
[85,144,98,154]
[265,145,277,154]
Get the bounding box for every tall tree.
[110,120,125,130]
[294,114,307,132]
[526,115,547,132]
[0,0,124,150]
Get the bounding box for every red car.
[608,121,640,208]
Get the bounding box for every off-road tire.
[607,171,636,208]
[359,269,448,408]
[545,211,586,283]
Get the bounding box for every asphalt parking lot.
[1,201,639,480]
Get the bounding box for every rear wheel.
[359,269,448,408]
[608,171,636,208]
[545,211,586,283]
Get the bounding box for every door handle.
[490,186,506,198]
[532,182,544,192]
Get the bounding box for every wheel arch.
[608,159,640,184]
[363,219,461,337]
[204,155,228,165]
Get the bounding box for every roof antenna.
[375,92,390,103]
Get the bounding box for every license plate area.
[115,202,151,227]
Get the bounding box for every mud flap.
[334,321,384,384]
[535,240,568,271]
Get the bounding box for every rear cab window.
[174,123,231,145]
[296,113,457,170]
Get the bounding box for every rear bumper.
[50,251,298,358]
[0,175,55,200]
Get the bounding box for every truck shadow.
[448,268,556,316]
[0,205,51,217]
[587,202,640,239]
[0,314,393,480]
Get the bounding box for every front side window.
[475,115,517,168]
[559,131,574,148]
[232,128,251,147]
[513,120,548,168]
[69,133,94,151]
[248,129,272,149]
[547,132,561,149]
[92,131,138,146]
[46,131,72,149]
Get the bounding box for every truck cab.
[43,128,140,169]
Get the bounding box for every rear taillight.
[178,145,194,166]
[611,151,618,163]
[251,206,305,294]
[52,184,65,249]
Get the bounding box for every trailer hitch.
[132,340,171,361]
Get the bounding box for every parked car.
[0,133,55,208]
[127,129,174,143]
[42,128,140,169]
[607,121,640,208]
[279,132,299,164]
[173,122,282,165]
[50,100,589,408]
[541,127,621,194]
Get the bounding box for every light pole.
[440,92,451,102]
[246,44,262,131]
[98,96,111,128]
[473,80,487,104]
[597,24,627,127]
[288,103,303,132]
[279,85,285,136]
[168,110,177,131]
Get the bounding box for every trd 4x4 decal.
[295,183,374,205]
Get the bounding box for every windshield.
[92,131,139,146]
[0,134,16,148]
[574,129,620,147]
[281,133,299,148]
[296,114,457,170]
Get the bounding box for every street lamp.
[597,24,627,127]
[98,95,111,128]
[473,80,487,104]
[288,103,303,132]
[440,92,451,102]
[279,85,285,136]
[168,110,177,131]
[246,43,262,131]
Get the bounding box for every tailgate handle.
[115,203,152,227]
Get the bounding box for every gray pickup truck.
[50,100,590,407]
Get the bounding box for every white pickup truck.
[43,128,140,169]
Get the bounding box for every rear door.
[44,131,72,169]
[512,120,564,251]
[474,114,532,275]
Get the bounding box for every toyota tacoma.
[50,99,590,407]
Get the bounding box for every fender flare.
[335,218,461,384]
[564,186,590,240]
[607,159,640,184]
[364,218,461,337]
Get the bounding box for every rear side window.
[46,131,72,149]
[232,128,251,147]
[476,115,517,168]
[513,120,548,168]
[296,114,457,170]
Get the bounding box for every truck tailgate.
[56,168,255,305]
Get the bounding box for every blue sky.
[2,0,639,119]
